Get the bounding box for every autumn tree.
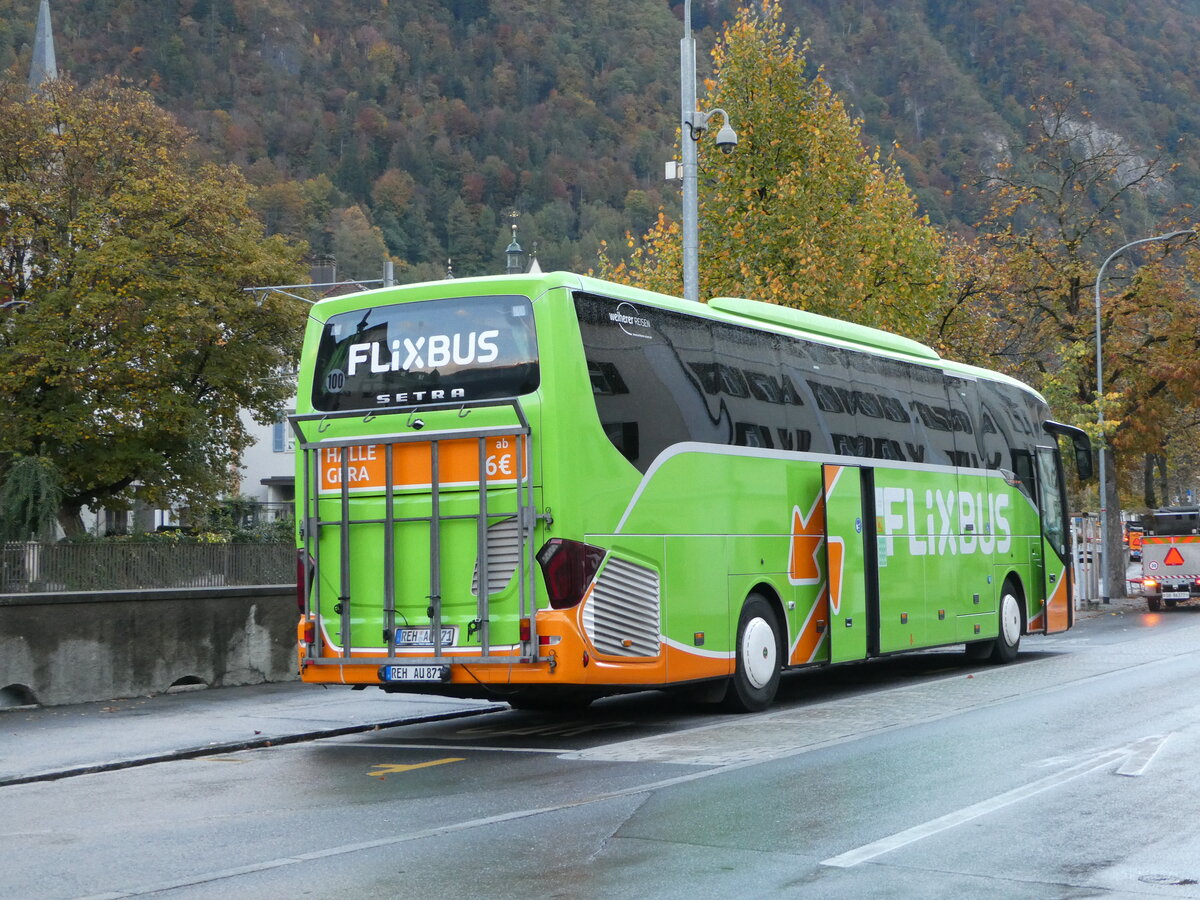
[599,1,951,341]
[0,77,307,536]
[966,86,1197,595]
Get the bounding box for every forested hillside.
[2,0,1199,278]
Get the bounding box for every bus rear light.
[301,619,316,645]
[536,538,606,609]
[519,618,531,642]
[296,550,314,612]
[538,634,561,646]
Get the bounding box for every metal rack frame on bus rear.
[290,398,542,668]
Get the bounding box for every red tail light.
[296,549,314,612]
[536,539,605,609]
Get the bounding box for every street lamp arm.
[1095,230,1194,295]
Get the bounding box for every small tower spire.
[505,211,524,275]
[28,0,58,93]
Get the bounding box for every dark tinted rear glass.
[311,294,538,411]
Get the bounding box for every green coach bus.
[291,271,1092,711]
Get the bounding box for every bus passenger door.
[1035,445,1072,633]
[823,464,873,663]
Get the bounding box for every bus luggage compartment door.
[823,464,874,663]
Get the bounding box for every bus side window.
[588,361,628,395]
[1011,449,1036,503]
[602,422,640,463]
[908,364,954,467]
[1036,447,1068,558]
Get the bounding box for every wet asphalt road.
[5,600,1200,899]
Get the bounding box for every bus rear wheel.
[723,594,782,713]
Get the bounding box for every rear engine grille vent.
[472,516,522,597]
[582,557,661,657]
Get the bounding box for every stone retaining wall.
[0,586,298,707]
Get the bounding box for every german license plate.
[396,627,456,646]
[379,664,449,683]
[1162,591,1190,600]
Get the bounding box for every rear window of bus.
[310,294,538,412]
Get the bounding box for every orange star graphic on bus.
[788,495,825,586]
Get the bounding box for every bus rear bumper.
[295,613,731,697]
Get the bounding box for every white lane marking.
[1116,734,1170,777]
[821,740,1151,869]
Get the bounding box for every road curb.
[0,704,505,788]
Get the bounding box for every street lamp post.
[1093,229,1192,603]
[680,0,736,303]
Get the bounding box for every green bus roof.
[304,271,1039,401]
[707,295,941,362]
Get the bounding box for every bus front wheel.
[723,594,782,713]
[965,581,1022,664]
[990,584,1023,664]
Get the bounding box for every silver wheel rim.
[742,616,777,689]
[1000,593,1021,647]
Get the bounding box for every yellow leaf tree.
[599,1,951,342]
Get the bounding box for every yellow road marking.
[368,758,465,778]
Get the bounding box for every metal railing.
[0,542,296,593]
[291,399,541,667]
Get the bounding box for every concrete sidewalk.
[0,681,505,787]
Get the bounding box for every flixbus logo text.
[876,487,1012,557]
[346,330,500,375]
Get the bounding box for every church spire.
[28,0,58,93]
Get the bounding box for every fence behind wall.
[0,542,295,594]
[1072,515,1101,604]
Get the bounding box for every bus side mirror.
[1073,439,1094,482]
[1043,420,1094,481]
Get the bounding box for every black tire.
[990,581,1023,664]
[963,640,992,662]
[1147,596,1162,612]
[722,594,782,713]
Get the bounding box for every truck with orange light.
[1140,507,1200,611]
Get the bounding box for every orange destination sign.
[319,436,524,493]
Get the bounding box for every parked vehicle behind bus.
[291,272,1093,711]
[1140,507,1200,611]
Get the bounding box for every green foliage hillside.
[2,0,1198,276]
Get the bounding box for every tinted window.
[907,364,957,467]
[978,379,1044,502]
[311,295,537,411]
[945,375,983,469]
[844,352,920,462]
[574,292,1040,474]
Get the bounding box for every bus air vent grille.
[582,557,661,657]
[472,517,521,597]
